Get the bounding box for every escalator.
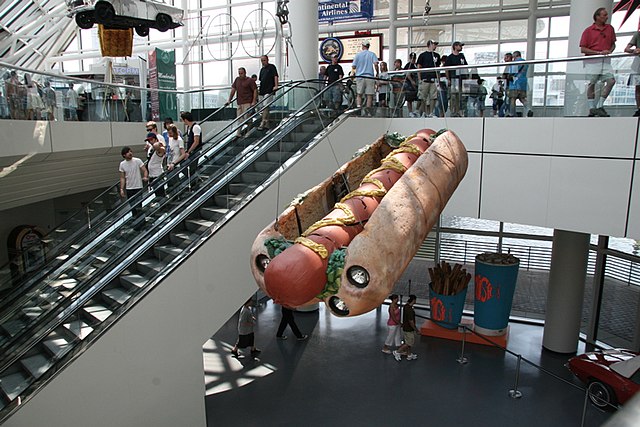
[0,80,353,419]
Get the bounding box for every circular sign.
[320,37,343,63]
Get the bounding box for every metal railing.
[419,231,640,288]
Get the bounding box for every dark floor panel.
[205,301,612,427]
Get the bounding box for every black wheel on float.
[75,11,95,29]
[588,380,617,411]
[95,1,115,23]
[156,14,172,32]
[135,26,149,37]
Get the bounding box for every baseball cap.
[427,39,439,47]
[362,40,370,46]
[145,132,157,141]
[452,41,465,47]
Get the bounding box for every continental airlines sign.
[318,0,374,23]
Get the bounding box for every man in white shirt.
[119,146,148,215]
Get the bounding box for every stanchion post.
[580,386,589,427]
[457,324,468,365]
[508,354,523,398]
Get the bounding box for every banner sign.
[318,0,374,23]
[148,48,177,122]
[319,34,383,63]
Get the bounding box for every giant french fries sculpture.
[250,129,468,316]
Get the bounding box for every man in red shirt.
[579,7,616,117]
[226,67,258,136]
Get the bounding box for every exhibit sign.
[318,34,383,63]
[318,0,374,23]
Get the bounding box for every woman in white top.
[376,61,391,108]
[166,124,186,171]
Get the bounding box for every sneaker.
[634,109,640,117]
[596,107,610,117]
[588,108,598,117]
[392,350,402,361]
[297,334,308,341]
[276,335,288,340]
[382,348,392,354]
[526,110,534,117]
[407,353,418,361]
[420,112,427,118]
[231,349,239,358]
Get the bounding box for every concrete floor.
[204,300,613,427]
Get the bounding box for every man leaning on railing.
[579,7,617,118]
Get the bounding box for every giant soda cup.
[473,253,519,336]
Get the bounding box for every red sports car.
[567,348,640,411]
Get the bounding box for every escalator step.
[185,219,214,234]
[83,304,113,323]
[42,335,72,358]
[153,245,184,262]
[50,278,78,290]
[1,319,26,337]
[213,194,242,208]
[228,183,257,196]
[63,319,94,340]
[199,206,228,222]
[253,161,279,173]
[169,231,199,248]
[119,274,147,290]
[22,306,44,320]
[0,372,30,401]
[240,171,269,184]
[136,258,165,276]
[102,288,132,305]
[21,354,52,380]
[266,151,292,163]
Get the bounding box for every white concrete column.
[564,0,613,116]
[542,229,591,353]
[287,0,318,109]
[388,0,397,67]
[181,0,190,112]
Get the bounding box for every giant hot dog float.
[250,128,468,317]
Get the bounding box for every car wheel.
[75,11,95,29]
[588,380,617,411]
[135,26,149,37]
[156,14,172,32]
[95,1,115,24]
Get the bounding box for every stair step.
[42,334,73,358]
[102,288,132,305]
[240,171,269,184]
[154,245,184,262]
[228,182,257,195]
[63,319,94,339]
[185,218,214,234]
[136,258,165,276]
[169,231,199,248]
[0,372,30,401]
[119,274,148,290]
[90,254,110,264]
[199,206,228,222]
[22,306,44,320]
[1,319,26,337]
[49,278,79,290]
[83,304,113,323]
[21,354,53,379]
[253,161,279,174]
[266,151,292,163]
[214,194,242,208]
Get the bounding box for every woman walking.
[382,294,402,354]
